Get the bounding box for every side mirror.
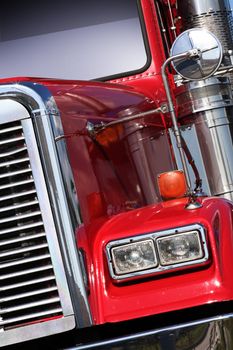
[170,28,223,80]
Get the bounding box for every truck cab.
[1,1,233,349]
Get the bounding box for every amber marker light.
[158,170,187,200]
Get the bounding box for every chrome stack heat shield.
[177,0,233,80]
[174,1,233,199]
[175,77,233,200]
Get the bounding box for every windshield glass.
[0,0,148,80]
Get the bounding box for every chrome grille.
[0,120,63,329]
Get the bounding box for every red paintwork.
[78,196,233,324]
[1,76,233,325]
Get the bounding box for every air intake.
[0,119,63,328]
[0,99,75,347]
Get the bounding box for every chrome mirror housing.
[170,28,223,80]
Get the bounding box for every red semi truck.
[1,0,233,348]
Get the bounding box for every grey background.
[0,1,147,80]
[0,1,232,80]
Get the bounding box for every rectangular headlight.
[106,224,209,281]
[111,239,158,275]
[157,231,204,266]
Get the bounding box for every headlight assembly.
[111,239,158,275]
[106,224,209,280]
[157,231,204,266]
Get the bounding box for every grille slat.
[0,200,39,213]
[0,297,60,315]
[0,189,36,202]
[0,232,46,247]
[0,125,23,135]
[0,253,51,269]
[0,157,30,168]
[0,286,58,303]
[0,242,48,258]
[0,146,27,158]
[0,135,25,146]
[0,221,44,235]
[0,168,31,179]
[0,210,41,224]
[0,277,55,292]
[0,178,34,190]
[0,308,63,326]
[0,266,53,282]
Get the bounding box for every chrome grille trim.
[0,113,66,330]
[0,98,76,347]
[0,86,91,346]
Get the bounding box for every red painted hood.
[78,196,233,324]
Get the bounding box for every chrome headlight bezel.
[106,224,209,280]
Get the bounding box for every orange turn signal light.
[158,170,187,200]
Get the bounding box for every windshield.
[0,0,148,80]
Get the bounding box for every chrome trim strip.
[106,224,209,280]
[20,118,74,313]
[28,104,92,327]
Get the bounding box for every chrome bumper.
[68,313,233,350]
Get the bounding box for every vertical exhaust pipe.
[177,0,233,68]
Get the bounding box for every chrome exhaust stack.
[177,0,233,76]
